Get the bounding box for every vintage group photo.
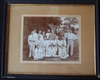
[22,15,80,61]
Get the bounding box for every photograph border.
[20,14,81,64]
[0,0,99,79]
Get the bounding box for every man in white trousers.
[32,29,38,57]
[45,37,51,57]
[58,37,69,59]
[43,36,47,57]
[66,29,77,56]
[28,31,35,57]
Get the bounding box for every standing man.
[64,29,69,44]
[33,29,38,42]
[49,29,56,40]
[46,29,51,40]
[42,31,46,39]
[32,29,38,57]
[28,31,35,57]
[55,28,59,37]
[38,30,44,41]
[66,29,77,56]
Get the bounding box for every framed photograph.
[0,0,100,79]
[21,15,81,63]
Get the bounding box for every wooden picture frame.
[0,0,99,79]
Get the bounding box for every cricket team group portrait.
[22,16,80,61]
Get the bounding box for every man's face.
[43,31,45,34]
[39,30,41,34]
[48,30,50,33]
[34,30,36,33]
[32,31,34,34]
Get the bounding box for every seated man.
[49,44,56,57]
[58,37,69,59]
[51,38,57,56]
[34,35,44,60]
[43,36,48,57]
[34,45,44,60]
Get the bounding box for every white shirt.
[50,40,57,45]
[43,40,48,47]
[38,34,44,40]
[56,39,58,45]
[47,40,51,47]
[43,40,51,47]
[58,40,66,46]
[64,32,68,39]
[46,33,51,39]
[32,33,38,41]
[28,34,34,46]
[36,39,43,47]
[64,33,77,40]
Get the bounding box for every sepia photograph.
[21,15,81,62]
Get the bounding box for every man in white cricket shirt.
[38,30,44,41]
[46,29,51,40]
[43,36,47,57]
[49,37,56,57]
[32,29,38,41]
[66,29,77,56]
[42,31,46,38]
[45,37,51,57]
[58,37,69,59]
[34,35,44,60]
[49,29,56,40]
[28,31,35,57]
